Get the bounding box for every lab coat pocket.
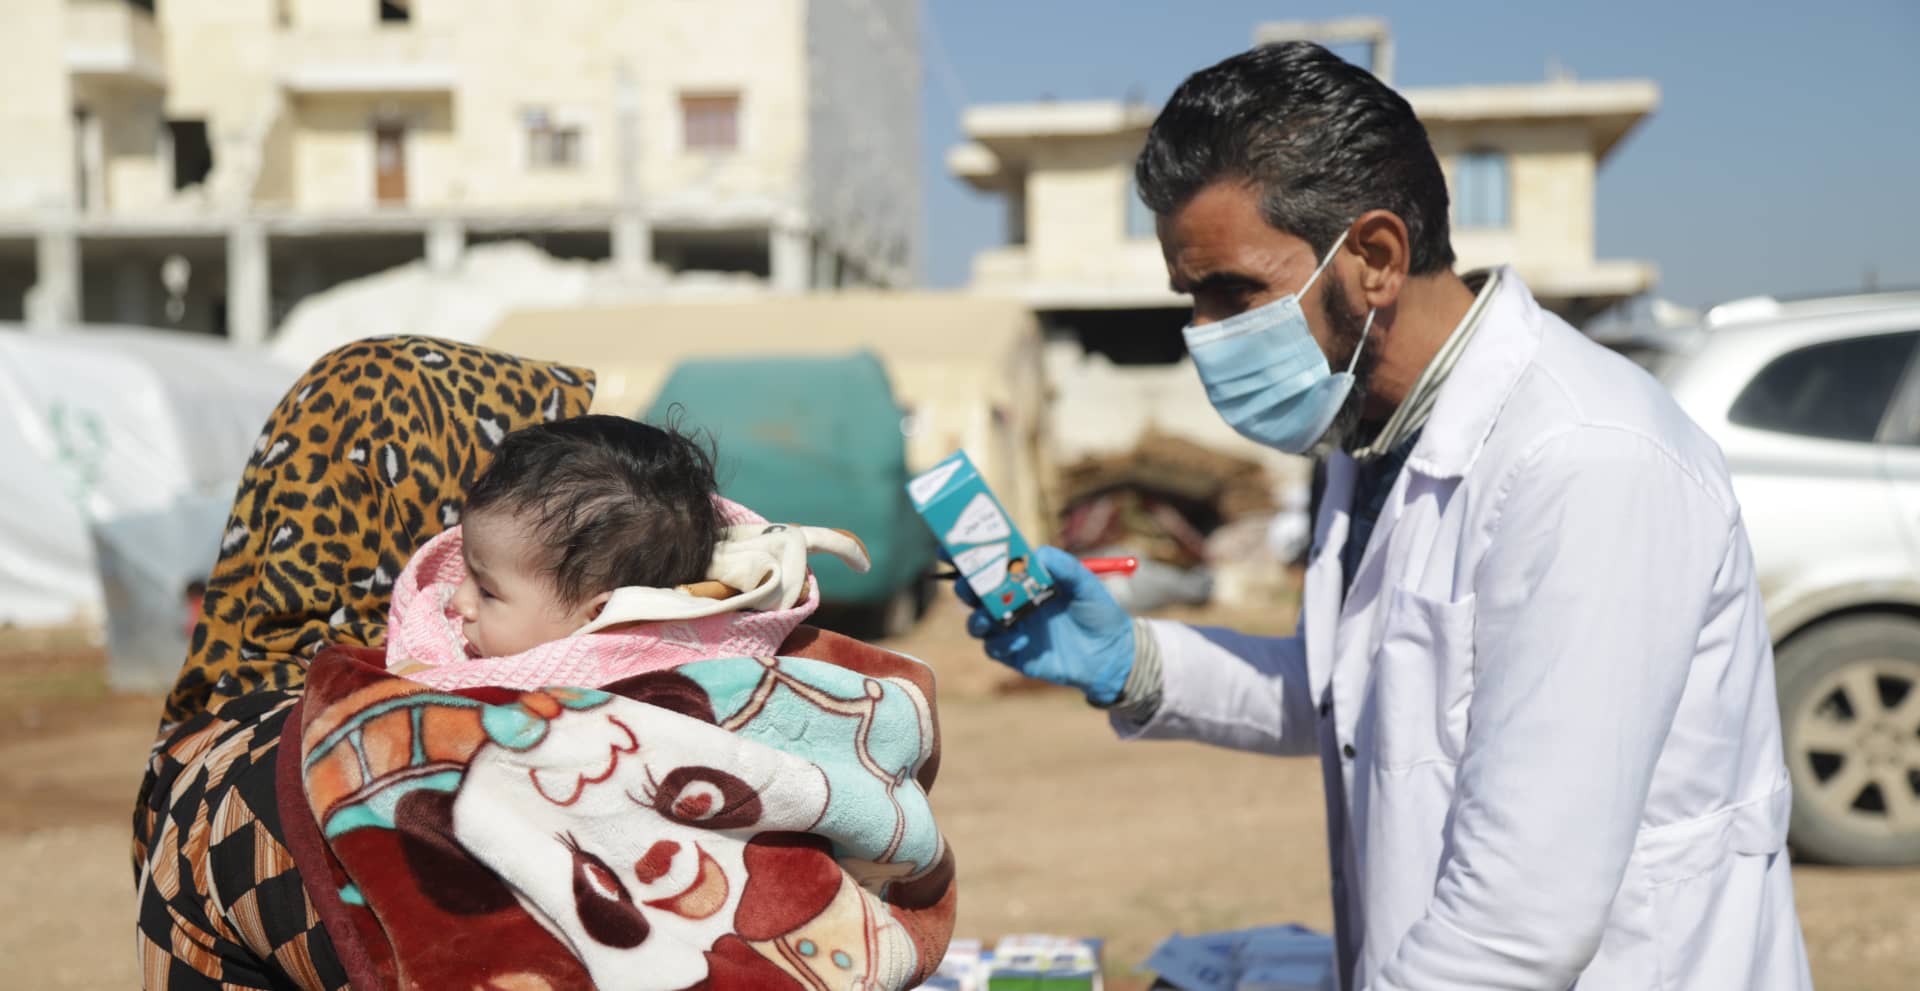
[1644,788,1792,990]
[1370,586,1476,770]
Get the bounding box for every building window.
[681,93,740,152]
[1125,170,1156,240]
[373,119,408,204]
[73,107,97,211]
[156,111,173,189]
[523,109,585,169]
[379,0,410,23]
[1454,148,1509,229]
[168,120,213,190]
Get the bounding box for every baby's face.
[451,509,597,657]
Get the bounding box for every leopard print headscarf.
[161,336,595,726]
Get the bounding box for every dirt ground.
[2,599,1916,989]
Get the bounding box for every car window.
[1875,335,1920,446]
[1728,331,1919,442]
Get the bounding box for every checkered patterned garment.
[133,690,347,990]
[131,338,597,989]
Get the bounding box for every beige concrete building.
[0,0,920,342]
[949,20,1658,333]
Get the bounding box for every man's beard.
[1309,276,1379,458]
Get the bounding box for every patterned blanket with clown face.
[284,625,955,991]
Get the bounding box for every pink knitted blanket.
[385,500,818,690]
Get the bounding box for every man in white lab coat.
[962,43,1812,989]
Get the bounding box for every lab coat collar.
[1404,266,1543,480]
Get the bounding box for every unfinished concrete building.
[0,0,921,342]
[949,19,1658,355]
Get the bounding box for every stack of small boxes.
[915,936,1103,991]
[985,935,1103,991]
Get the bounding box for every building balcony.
[276,28,456,94]
[971,240,1184,310]
[1454,228,1656,314]
[970,245,1031,288]
[1518,258,1658,304]
[65,0,166,88]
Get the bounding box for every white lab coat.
[1121,271,1813,990]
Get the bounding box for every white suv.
[1603,290,1920,866]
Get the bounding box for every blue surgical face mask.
[1181,229,1375,455]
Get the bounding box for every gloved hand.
[956,545,1136,705]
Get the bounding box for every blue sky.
[918,0,1920,308]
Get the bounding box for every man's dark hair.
[1135,41,1455,275]
[464,414,720,605]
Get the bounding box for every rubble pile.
[1058,430,1274,564]
[1056,430,1297,610]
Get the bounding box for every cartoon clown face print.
[449,690,833,991]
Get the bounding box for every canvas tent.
[266,241,764,372]
[267,242,603,372]
[486,292,1057,538]
[0,327,296,682]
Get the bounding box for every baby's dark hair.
[463,414,721,606]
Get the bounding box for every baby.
[452,414,720,658]
[385,414,871,690]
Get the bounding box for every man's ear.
[1347,208,1411,311]
[581,590,614,622]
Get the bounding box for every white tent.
[268,242,601,371]
[267,240,765,372]
[0,325,298,628]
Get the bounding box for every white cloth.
[1120,270,1812,990]
[575,524,871,633]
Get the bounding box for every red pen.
[934,555,1140,581]
[1078,556,1140,577]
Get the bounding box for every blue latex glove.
[956,545,1136,705]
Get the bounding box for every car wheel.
[1776,614,1920,866]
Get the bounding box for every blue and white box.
[906,451,1055,626]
